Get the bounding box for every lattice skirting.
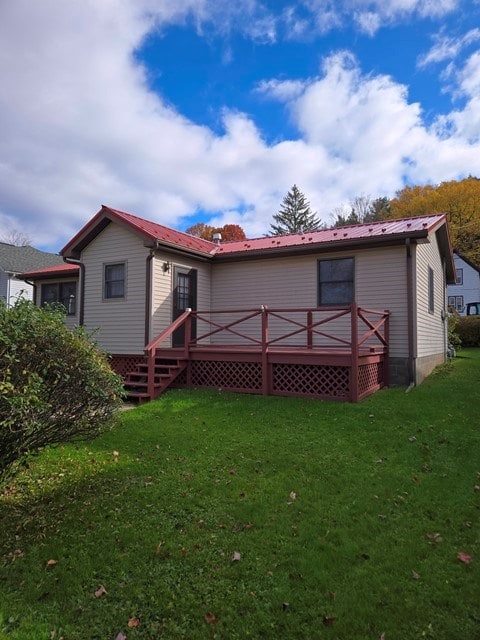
[110,354,146,378]
[190,360,263,391]
[273,363,350,399]
[358,361,383,397]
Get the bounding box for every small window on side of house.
[455,268,463,285]
[318,258,354,305]
[104,263,125,299]
[428,266,434,314]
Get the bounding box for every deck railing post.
[261,305,270,395]
[383,310,390,388]
[350,302,359,402]
[307,310,313,348]
[147,347,155,400]
[185,309,192,386]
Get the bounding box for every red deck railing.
[146,304,390,402]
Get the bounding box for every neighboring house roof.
[454,251,480,274]
[0,242,64,274]
[20,263,80,279]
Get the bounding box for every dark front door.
[172,268,197,347]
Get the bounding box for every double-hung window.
[41,282,77,315]
[104,263,125,299]
[318,258,354,305]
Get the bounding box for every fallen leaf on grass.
[380,633,386,640]
[411,570,420,580]
[426,532,442,545]
[155,541,164,555]
[9,549,24,561]
[322,616,336,626]
[94,585,107,598]
[204,612,219,624]
[46,559,57,568]
[127,617,140,628]
[457,551,473,564]
[289,491,297,502]
[112,450,120,463]
[114,633,127,640]
[232,551,241,561]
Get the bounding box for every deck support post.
[261,305,270,395]
[350,302,359,402]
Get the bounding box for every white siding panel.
[82,223,148,354]
[415,233,447,357]
[211,246,409,356]
[9,277,33,304]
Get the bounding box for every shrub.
[447,312,462,351]
[0,299,124,482]
[456,316,480,347]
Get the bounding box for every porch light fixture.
[162,261,171,273]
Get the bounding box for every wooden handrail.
[144,309,191,354]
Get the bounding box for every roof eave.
[213,230,430,261]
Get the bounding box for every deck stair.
[123,355,187,402]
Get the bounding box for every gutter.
[406,238,416,386]
[144,243,157,346]
[63,256,85,325]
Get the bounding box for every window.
[104,263,125,299]
[428,267,434,314]
[41,282,77,315]
[455,268,463,285]
[318,258,354,305]
[448,295,464,312]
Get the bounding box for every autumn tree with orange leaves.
[185,222,246,242]
[389,177,480,264]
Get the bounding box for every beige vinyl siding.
[81,223,148,354]
[211,246,409,357]
[151,251,211,345]
[415,232,447,358]
[34,277,79,330]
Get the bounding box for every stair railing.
[144,308,192,398]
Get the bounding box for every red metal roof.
[216,214,447,255]
[20,263,80,278]
[62,206,449,259]
[61,205,216,256]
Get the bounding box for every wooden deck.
[111,304,390,403]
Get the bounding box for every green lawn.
[1,351,479,640]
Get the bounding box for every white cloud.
[1,0,480,248]
[418,28,480,67]
[254,78,308,101]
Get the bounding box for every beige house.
[21,205,455,401]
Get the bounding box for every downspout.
[63,257,85,326]
[406,238,416,388]
[144,244,157,346]
[442,257,448,357]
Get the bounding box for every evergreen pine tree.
[269,185,322,235]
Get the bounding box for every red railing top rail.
[144,308,191,354]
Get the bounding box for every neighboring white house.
[447,252,480,315]
[20,205,456,396]
[0,242,64,306]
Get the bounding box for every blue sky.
[1,0,480,251]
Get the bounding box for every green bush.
[0,299,124,482]
[447,312,462,351]
[456,315,480,347]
